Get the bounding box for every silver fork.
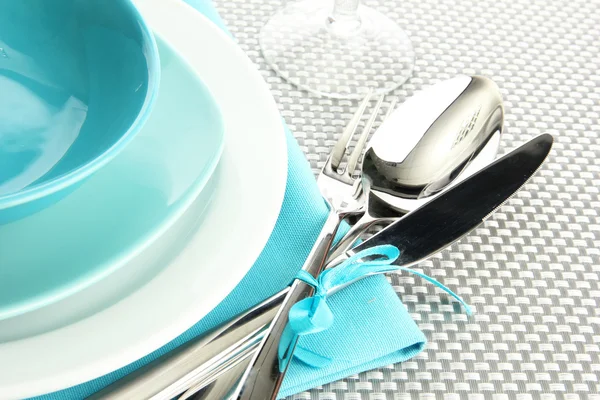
[230,93,387,400]
[88,93,387,400]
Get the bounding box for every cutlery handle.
[179,344,255,400]
[231,209,342,400]
[88,289,289,400]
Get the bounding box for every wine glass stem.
[329,0,361,35]
[331,0,360,19]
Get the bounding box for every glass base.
[259,0,415,99]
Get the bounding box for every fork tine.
[330,90,373,170]
[345,94,385,177]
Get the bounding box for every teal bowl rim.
[0,0,161,211]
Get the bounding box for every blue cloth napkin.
[36,1,426,399]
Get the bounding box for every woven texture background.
[214,0,600,398]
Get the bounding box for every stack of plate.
[0,0,287,398]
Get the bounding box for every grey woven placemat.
[214,0,600,398]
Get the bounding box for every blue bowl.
[0,35,224,330]
[0,0,160,223]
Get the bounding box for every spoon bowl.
[330,75,504,258]
[366,75,503,200]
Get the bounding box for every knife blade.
[230,133,554,400]
[347,132,554,263]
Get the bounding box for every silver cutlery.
[228,133,554,400]
[91,78,549,400]
[232,76,505,399]
[179,132,554,400]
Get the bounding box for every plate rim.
[0,1,287,397]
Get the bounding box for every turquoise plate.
[0,36,224,325]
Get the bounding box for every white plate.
[0,0,287,397]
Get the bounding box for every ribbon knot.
[278,244,472,371]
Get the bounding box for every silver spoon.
[328,75,504,260]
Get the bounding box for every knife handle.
[231,210,342,400]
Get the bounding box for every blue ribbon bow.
[278,244,472,371]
